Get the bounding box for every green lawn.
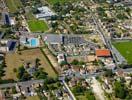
[46,0,66,4]
[113,41,132,64]
[46,0,76,4]
[28,20,49,32]
[5,0,22,13]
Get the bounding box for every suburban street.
[0,80,44,89]
[0,0,132,100]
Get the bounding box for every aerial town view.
[0,0,132,100]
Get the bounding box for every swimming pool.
[29,38,39,47]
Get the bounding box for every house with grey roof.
[44,34,86,45]
[36,6,55,20]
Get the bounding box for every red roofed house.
[96,49,111,57]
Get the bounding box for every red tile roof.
[96,49,111,57]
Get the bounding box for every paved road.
[60,67,132,80]
[62,80,76,100]
[93,15,128,65]
[0,80,44,88]
[92,16,119,65]
[89,0,128,65]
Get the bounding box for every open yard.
[4,49,56,80]
[5,0,23,13]
[113,41,132,64]
[28,20,49,32]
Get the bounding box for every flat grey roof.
[44,34,62,44]
[62,35,86,45]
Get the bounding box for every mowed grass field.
[113,41,132,64]
[4,49,56,80]
[28,20,49,32]
[5,0,22,13]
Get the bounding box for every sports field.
[113,41,132,64]
[5,0,22,13]
[28,20,49,32]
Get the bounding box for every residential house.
[95,49,111,57]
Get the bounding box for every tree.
[104,69,114,77]
[17,66,31,81]
[125,7,131,16]
[44,77,56,84]
[21,72,31,81]
[17,66,25,79]
[12,86,17,94]
[126,91,132,100]
[35,58,40,67]
[60,61,67,66]
[13,68,17,73]
[72,85,86,95]
[0,62,6,78]
[71,59,79,65]
[33,68,48,79]
[85,91,96,100]
[42,84,49,91]
[49,85,57,90]
[114,81,127,99]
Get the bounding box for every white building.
[57,54,65,63]
[36,6,55,19]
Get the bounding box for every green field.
[113,41,132,64]
[5,0,22,13]
[46,0,76,4]
[28,20,49,32]
[46,0,66,4]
